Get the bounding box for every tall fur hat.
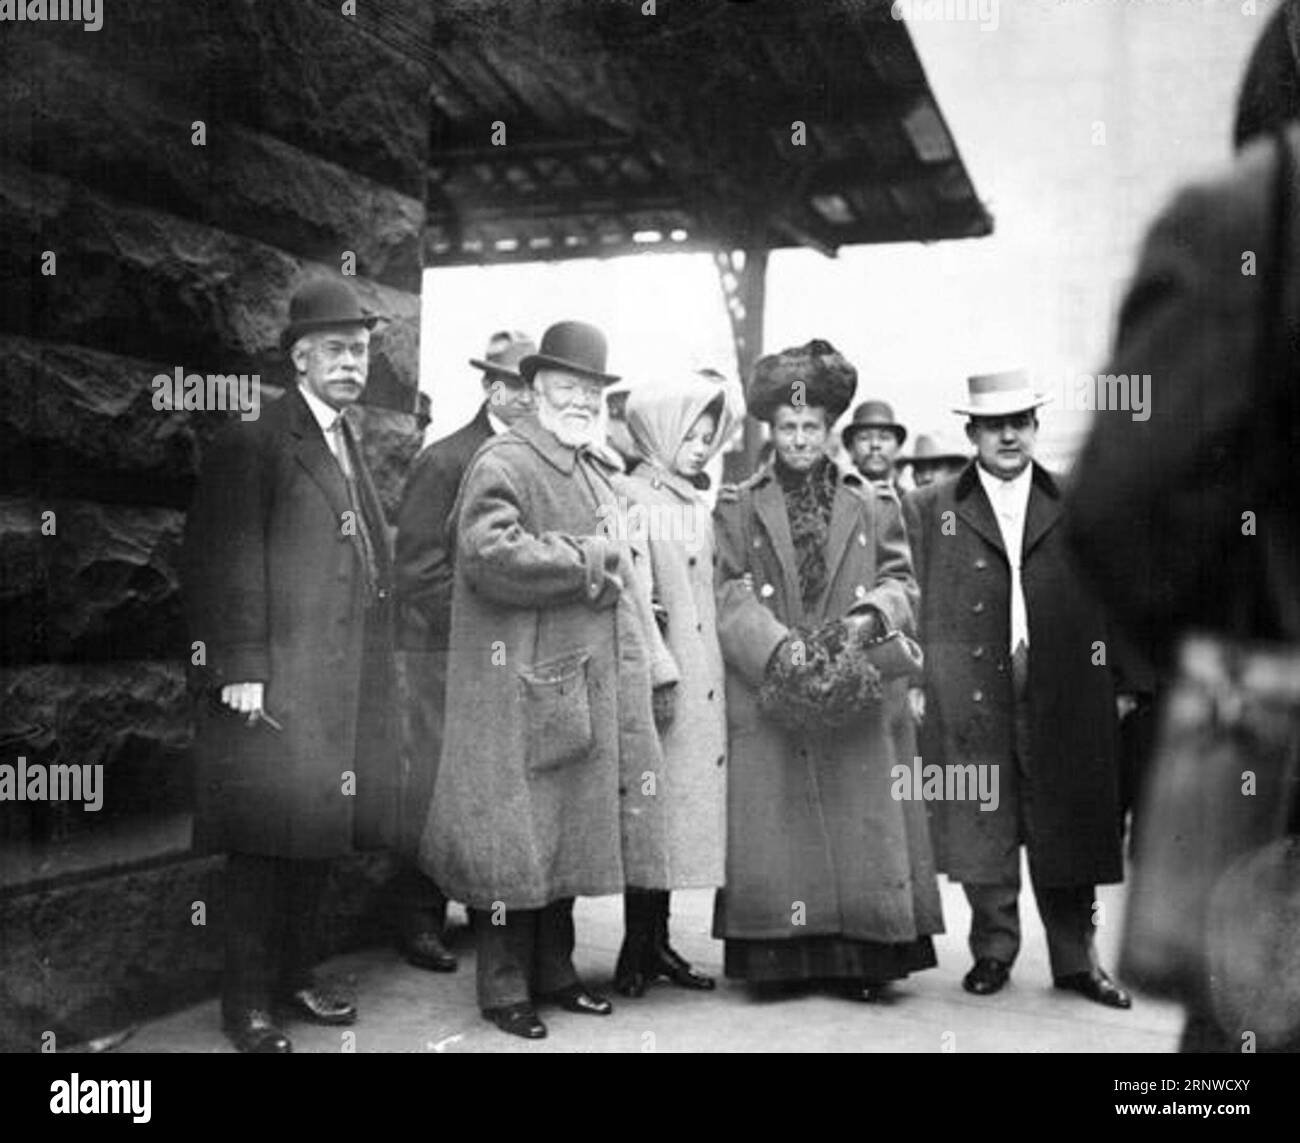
[748,339,857,424]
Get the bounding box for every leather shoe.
[483,1002,547,1040]
[1054,968,1132,1009]
[223,1008,292,1054]
[403,930,457,973]
[647,943,716,991]
[539,983,613,1016]
[278,985,357,1026]
[962,958,1011,996]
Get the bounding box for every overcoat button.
[854,585,867,600]
[688,557,697,567]
[752,538,763,549]
[618,785,628,796]
[972,689,984,703]
[971,601,985,614]
[760,584,775,598]
[974,558,988,570]
[972,646,984,659]
[716,755,725,767]
[707,690,715,700]
[696,622,703,632]
[858,532,867,546]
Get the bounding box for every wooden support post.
[714,247,768,483]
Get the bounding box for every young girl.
[613,372,741,995]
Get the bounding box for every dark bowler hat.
[281,277,382,351]
[519,321,620,385]
[841,399,907,449]
[469,330,536,380]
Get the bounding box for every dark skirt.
[724,934,936,985]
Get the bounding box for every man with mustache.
[419,321,663,1039]
[182,277,400,1052]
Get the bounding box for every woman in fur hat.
[711,340,943,999]
[611,371,743,996]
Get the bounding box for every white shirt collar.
[299,383,343,434]
[976,460,1033,509]
[487,408,508,435]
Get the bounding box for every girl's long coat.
[418,415,662,909]
[617,465,727,890]
[712,465,943,944]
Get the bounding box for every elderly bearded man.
[419,321,664,1040]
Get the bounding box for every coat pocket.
[518,650,595,773]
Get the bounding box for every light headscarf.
[624,371,744,479]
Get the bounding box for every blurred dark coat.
[419,415,662,908]
[1067,128,1300,659]
[902,462,1123,888]
[392,402,494,859]
[712,465,942,944]
[181,387,399,859]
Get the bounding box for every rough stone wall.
[0,2,432,1050]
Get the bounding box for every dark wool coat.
[392,402,494,858]
[418,415,662,909]
[181,387,399,859]
[902,462,1124,889]
[712,464,943,944]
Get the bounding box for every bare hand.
[907,687,926,724]
[221,682,264,714]
[1116,693,1139,721]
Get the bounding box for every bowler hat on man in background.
[840,399,908,450]
[281,277,382,351]
[903,429,970,466]
[952,370,1051,418]
[469,330,536,380]
[519,321,620,386]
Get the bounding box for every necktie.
[329,413,381,599]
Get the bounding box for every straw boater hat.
[469,330,536,380]
[748,339,857,423]
[952,369,1051,417]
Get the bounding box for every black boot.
[614,888,656,997]
[645,889,715,991]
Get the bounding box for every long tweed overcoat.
[419,414,662,909]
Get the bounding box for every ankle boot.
[645,890,715,990]
[613,888,656,997]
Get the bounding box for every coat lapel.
[820,472,865,607]
[1023,464,1063,558]
[954,461,1007,560]
[751,476,804,622]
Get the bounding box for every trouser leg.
[532,898,580,995]
[473,905,536,1011]
[1032,881,1098,979]
[222,853,280,1019]
[395,862,448,941]
[278,858,330,993]
[963,880,1021,967]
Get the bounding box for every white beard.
[537,398,604,450]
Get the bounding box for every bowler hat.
[519,321,619,385]
[841,399,907,449]
[952,370,1051,418]
[281,278,381,351]
[748,339,857,424]
[469,330,536,380]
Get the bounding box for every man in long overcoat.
[392,330,536,972]
[902,371,1135,1008]
[713,340,943,1000]
[419,321,661,1040]
[182,277,399,1052]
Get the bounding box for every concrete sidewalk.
[117,875,1181,1053]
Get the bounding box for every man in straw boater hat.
[712,339,943,1001]
[841,398,909,492]
[419,321,665,1040]
[392,330,537,974]
[182,276,399,1052]
[902,370,1141,1009]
